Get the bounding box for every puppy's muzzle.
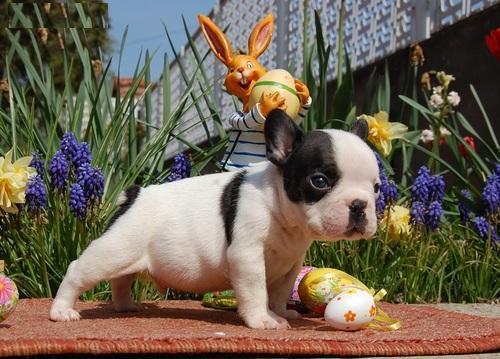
[346,199,368,234]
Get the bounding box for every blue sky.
[107,0,216,79]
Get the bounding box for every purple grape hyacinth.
[474,216,498,244]
[72,142,92,169]
[69,183,87,220]
[376,192,386,216]
[374,152,399,214]
[428,174,445,203]
[167,172,184,183]
[410,201,426,225]
[409,166,446,230]
[60,132,79,161]
[29,151,45,179]
[77,163,105,201]
[457,189,472,224]
[383,180,399,203]
[482,172,499,216]
[426,201,443,231]
[25,175,47,213]
[167,153,191,182]
[49,150,69,191]
[412,166,431,204]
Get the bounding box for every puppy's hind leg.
[50,231,146,322]
[111,273,140,312]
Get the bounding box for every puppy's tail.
[106,185,142,231]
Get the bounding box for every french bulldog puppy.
[50,109,380,329]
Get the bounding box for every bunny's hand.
[259,92,287,118]
[294,79,310,105]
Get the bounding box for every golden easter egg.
[298,268,365,315]
[248,69,301,119]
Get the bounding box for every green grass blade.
[469,84,499,151]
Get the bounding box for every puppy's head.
[264,109,380,241]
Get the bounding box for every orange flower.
[370,305,376,317]
[344,310,356,322]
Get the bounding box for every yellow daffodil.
[358,111,408,157]
[0,149,35,214]
[380,205,411,240]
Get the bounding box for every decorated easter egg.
[324,287,376,331]
[0,261,19,323]
[287,266,316,310]
[248,69,301,119]
[298,268,365,314]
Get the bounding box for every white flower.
[420,127,450,144]
[447,91,461,106]
[440,126,451,136]
[432,86,443,95]
[420,129,434,144]
[430,93,444,108]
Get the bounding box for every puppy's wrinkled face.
[282,130,379,240]
[264,109,379,241]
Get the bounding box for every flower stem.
[36,225,51,297]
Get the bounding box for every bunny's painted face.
[224,55,266,100]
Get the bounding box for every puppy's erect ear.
[350,118,369,141]
[264,109,304,167]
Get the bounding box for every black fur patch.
[220,171,246,244]
[105,185,141,231]
[282,130,339,204]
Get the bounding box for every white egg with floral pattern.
[324,287,376,331]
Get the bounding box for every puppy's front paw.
[243,312,290,330]
[50,307,81,322]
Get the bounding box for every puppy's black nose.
[349,199,367,218]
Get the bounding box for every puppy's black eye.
[310,174,329,190]
[374,183,380,193]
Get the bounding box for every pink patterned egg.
[0,272,19,323]
[324,287,376,331]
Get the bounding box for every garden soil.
[0,299,499,357]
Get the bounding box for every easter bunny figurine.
[198,13,311,171]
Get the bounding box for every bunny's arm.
[228,104,265,130]
[229,96,312,130]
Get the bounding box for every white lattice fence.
[153,0,499,158]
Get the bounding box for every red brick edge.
[1,334,499,357]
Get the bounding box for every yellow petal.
[379,140,392,157]
[375,111,389,123]
[13,156,33,169]
[388,122,408,139]
[3,149,13,165]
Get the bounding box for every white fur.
[50,129,379,329]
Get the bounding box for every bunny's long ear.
[198,15,233,66]
[248,13,274,59]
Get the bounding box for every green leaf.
[330,47,354,126]
[376,60,390,113]
[470,85,499,151]
[398,95,433,119]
